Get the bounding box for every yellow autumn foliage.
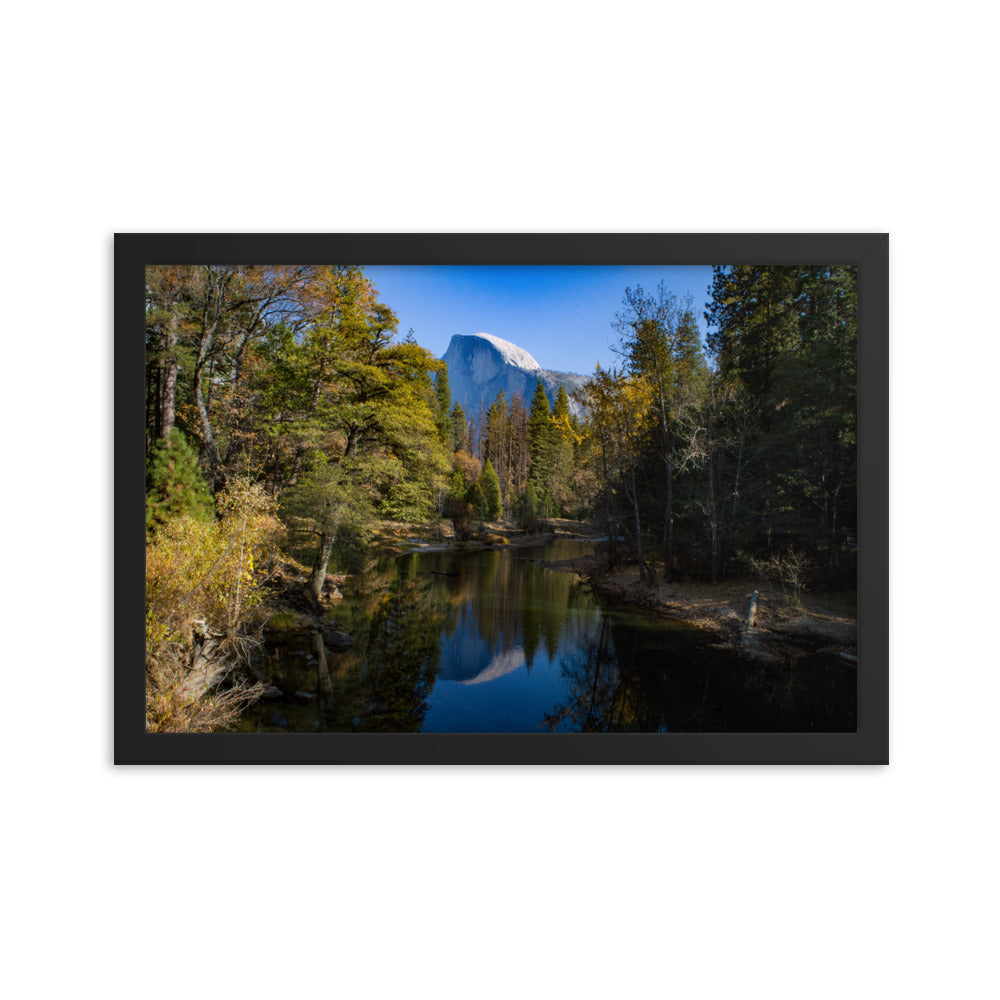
[146,479,283,650]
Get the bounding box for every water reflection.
[357,579,446,731]
[542,611,856,733]
[241,539,856,733]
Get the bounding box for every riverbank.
[271,521,857,665]
[542,552,857,663]
[372,516,601,555]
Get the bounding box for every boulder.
[322,624,352,650]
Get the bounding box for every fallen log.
[176,622,232,702]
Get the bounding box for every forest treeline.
[579,266,857,588]
[143,263,856,728]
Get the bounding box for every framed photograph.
[117,234,887,764]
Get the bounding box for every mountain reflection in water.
[239,538,856,733]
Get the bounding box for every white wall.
[4,3,996,998]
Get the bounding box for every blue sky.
[363,265,716,374]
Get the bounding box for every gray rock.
[322,625,352,649]
[442,333,588,421]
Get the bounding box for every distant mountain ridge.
[441,333,588,419]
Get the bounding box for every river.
[238,538,856,733]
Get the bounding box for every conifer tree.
[527,380,553,493]
[482,391,511,489]
[552,385,571,423]
[450,402,468,453]
[466,480,488,520]
[146,429,214,533]
[614,283,707,580]
[434,365,454,447]
[479,459,503,520]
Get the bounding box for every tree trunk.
[312,630,334,698]
[665,445,674,583]
[285,444,306,488]
[146,360,159,447]
[731,431,744,521]
[308,529,336,601]
[708,449,719,584]
[160,307,179,439]
[177,623,230,702]
[627,469,647,581]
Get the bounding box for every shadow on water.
[239,538,856,733]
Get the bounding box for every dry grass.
[145,644,268,733]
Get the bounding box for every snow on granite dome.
[469,333,542,372]
[441,332,587,420]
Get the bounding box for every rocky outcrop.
[442,333,588,419]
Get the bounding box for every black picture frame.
[117,233,888,764]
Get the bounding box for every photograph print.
[139,253,861,740]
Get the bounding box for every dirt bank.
[543,554,857,662]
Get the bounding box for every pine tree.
[482,391,511,490]
[450,402,468,452]
[466,480,487,519]
[146,429,214,533]
[552,385,571,423]
[447,468,468,505]
[527,379,553,493]
[434,364,454,447]
[479,459,502,520]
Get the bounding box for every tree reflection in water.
[245,539,855,733]
[543,612,855,733]
[354,578,447,731]
[542,620,623,731]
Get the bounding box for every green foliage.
[479,459,502,520]
[522,480,539,531]
[447,469,468,503]
[145,429,214,534]
[281,451,376,536]
[361,580,446,730]
[466,480,487,519]
[434,365,454,447]
[553,385,571,422]
[450,402,468,452]
[575,267,857,583]
[330,522,373,574]
[527,379,553,491]
[379,478,434,522]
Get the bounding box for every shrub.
[749,548,812,605]
[145,479,283,731]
